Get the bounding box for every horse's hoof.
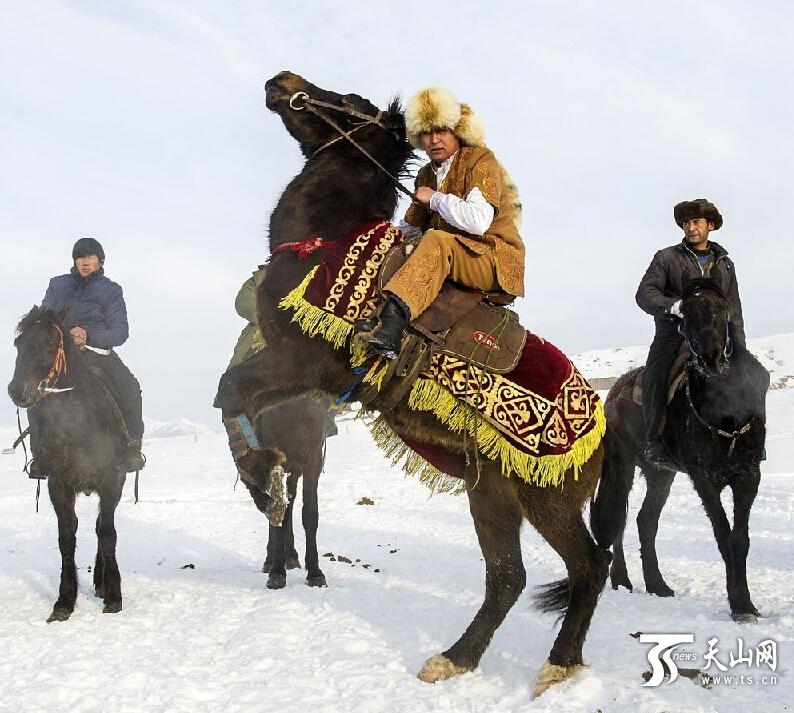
[306,573,327,587]
[261,561,272,573]
[94,586,105,599]
[47,607,73,623]
[267,573,287,589]
[731,612,758,624]
[647,583,675,598]
[286,556,301,570]
[531,660,586,699]
[417,654,470,683]
[103,601,122,614]
[610,576,633,592]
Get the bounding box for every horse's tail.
[589,430,633,550]
[534,578,570,616]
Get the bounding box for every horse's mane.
[15,306,61,337]
[683,277,725,301]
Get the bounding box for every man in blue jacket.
[28,237,145,476]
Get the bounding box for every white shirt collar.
[430,151,457,175]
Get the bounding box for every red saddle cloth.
[279,221,605,488]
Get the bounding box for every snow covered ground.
[0,341,792,712]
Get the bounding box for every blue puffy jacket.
[41,267,129,349]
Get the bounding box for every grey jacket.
[636,239,745,347]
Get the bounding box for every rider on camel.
[636,199,746,471]
[360,87,525,358]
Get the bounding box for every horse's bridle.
[679,301,748,458]
[34,322,74,396]
[285,91,415,200]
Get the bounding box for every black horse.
[239,395,330,589]
[216,72,626,697]
[8,307,130,621]
[601,278,769,621]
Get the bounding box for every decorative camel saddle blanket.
[278,221,605,488]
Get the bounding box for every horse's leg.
[690,476,737,616]
[418,462,525,683]
[93,513,105,598]
[728,469,761,622]
[609,517,632,592]
[264,476,298,589]
[527,488,610,695]
[302,449,326,587]
[637,469,676,597]
[284,473,301,569]
[47,478,78,622]
[96,474,125,613]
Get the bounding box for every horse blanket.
[278,221,605,488]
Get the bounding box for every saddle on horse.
[352,242,528,411]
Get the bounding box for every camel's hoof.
[731,612,758,624]
[417,654,470,683]
[267,573,286,589]
[47,606,73,623]
[532,660,587,699]
[306,573,327,587]
[103,601,122,614]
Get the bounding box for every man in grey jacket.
[636,198,746,470]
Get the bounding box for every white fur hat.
[404,87,485,148]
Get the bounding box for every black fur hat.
[72,237,105,262]
[674,199,723,230]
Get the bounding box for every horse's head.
[679,278,733,377]
[8,306,70,408]
[264,71,408,160]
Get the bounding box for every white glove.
[668,300,683,319]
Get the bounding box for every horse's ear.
[55,308,67,323]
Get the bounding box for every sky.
[1,0,792,424]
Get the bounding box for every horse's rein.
[286,91,415,201]
[35,322,74,395]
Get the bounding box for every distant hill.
[573,333,794,390]
[142,417,223,439]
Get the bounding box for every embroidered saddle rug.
[278,221,605,489]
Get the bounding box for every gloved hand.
[667,300,683,319]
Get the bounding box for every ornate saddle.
[357,243,527,411]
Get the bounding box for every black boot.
[125,441,146,472]
[361,296,409,360]
[643,437,677,472]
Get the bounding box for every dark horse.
[8,307,129,621]
[604,278,768,622]
[216,72,626,697]
[239,395,329,589]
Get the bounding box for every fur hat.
[72,237,105,262]
[405,87,485,148]
[674,199,723,231]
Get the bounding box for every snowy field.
[1,341,792,712]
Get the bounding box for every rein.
[685,377,751,458]
[36,322,74,396]
[287,91,415,200]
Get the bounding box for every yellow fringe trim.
[278,266,353,350]
[367,415,466,495]
[405,377,606,487]
[279,266,606,489]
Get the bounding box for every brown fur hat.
[405,87,485,148]
[674,198,723,230]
